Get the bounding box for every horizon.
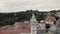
[0,9,59,13]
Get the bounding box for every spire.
[30,12,37,23]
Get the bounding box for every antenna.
[14,12,16,16]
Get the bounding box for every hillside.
[0,10,60,27]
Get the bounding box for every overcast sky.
[0,0,60,13]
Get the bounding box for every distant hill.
[0,10,60,27]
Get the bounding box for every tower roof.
[30,13,37,23]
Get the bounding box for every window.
[33,30,35,32]
[22,26,26,29]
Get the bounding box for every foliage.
[0,10,59,27]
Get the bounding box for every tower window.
[33,30,35,32]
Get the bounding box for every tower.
[30,13,38,34]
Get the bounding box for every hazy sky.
[0,0,60,13]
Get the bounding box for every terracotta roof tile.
[0,22,30,34]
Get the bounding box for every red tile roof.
[45,16,56,22]
[56,12,60,15]
[0,22,30,34]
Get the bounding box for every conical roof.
[30,13,37,23]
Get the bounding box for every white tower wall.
[30,13,37,34]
